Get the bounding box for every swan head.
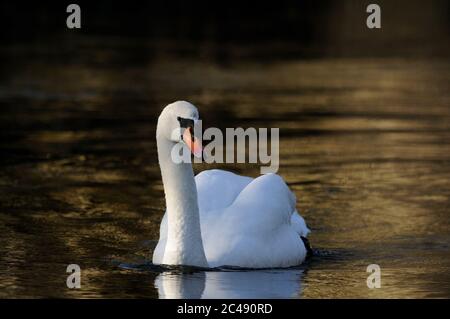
[157,101,202,157]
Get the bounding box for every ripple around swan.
[114,248,353,299]
[117,261,308,299]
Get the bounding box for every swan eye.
[177,116,196,141]
[177,116,195,129]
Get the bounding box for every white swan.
[153,101,310,268]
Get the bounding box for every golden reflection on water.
[0,51,449,298]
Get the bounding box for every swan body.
[153,101,310,268]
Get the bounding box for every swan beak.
[183,127,203,158]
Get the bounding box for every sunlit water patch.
[0,38,449,298]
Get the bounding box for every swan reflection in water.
[155,268,304,299]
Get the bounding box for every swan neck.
[157,135,208,267]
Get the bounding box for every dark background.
[1,0,448,59]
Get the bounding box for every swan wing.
[230,173,309,237]
[202,173,308,268]
[195,169,253,213]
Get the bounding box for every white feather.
[153,101,310,268]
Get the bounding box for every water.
[0,38,449,298]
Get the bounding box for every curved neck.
[157,133,208,267]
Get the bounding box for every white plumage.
[153,101,310,268]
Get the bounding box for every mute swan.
[153,101,311,268]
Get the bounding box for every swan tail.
[290,211,310,237]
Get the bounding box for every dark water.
[0,38,449,298]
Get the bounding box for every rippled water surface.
[0,39,449,298]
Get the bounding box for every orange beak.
[183,127,202,158]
